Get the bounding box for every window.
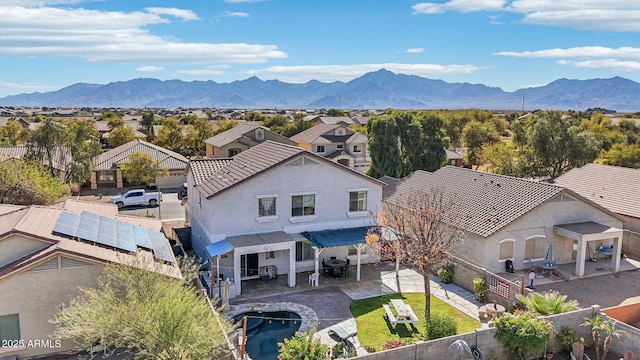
[126,191,143,198]
[0,314,20,342]
[349,191,367,212]
[348,245,366,256]
[353,145,362,153]
[525,236,546,260]
[499,239,514,261]
[296,240,314,261]
[316,145,325,153]
[337,144,344,150]
[255,128,264,141]
[228,148,241,157]
[292,194,315,216]
[98,171,115,182]
[258,197,276,217]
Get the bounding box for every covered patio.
[554,221,624,277]
[301,226,375,287]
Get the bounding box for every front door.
[240,253,259,278]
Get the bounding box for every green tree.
[599,143,640,168]
[51,257,234,360]
[516,290,578,316]
[99,111,124,130]
[326,108,348,117]
[0,161,69,205]
[243,111,267,122]
[120,151,168,186]
[0,119,26,145]
[481,142,527,177]
[277,330,329,360]
[108,126,137,148]
[65,119,102,185]
[280,118,313,137]
[495,313,553,359]
[140,111,155,136]
[184,118,215,157]
[599,317,627,360]
[26,117,67,178]
[213,119,238,135]
[366,111,446,178]
[261,114,290,134]
[461,120,499,169]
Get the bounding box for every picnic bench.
[478,303,506,319]
[383,300,419,329]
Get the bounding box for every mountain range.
[2,69,640,111]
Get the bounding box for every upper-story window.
[353,145,362,153]
[292,194,315,216]
[337,144,344,150]
[258,197,276,216]
[228,148,241,157]
[316,145,325,153]
[349,191,367,212]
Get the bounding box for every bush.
[473,278,488,303]
[277,330,329,360]
[332,342,357,359]
[437,263,455,284]
[426,313,457,340]
[494,313,553,359]
[382,339,406,350]
[558,326,578,352]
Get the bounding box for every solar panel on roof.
[133,226,152,249]
[52,212,81,237]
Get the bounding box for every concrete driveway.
[536,269,640,309]
[116,188,185,221]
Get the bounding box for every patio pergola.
[301,226,375,287]
[554,221,624,276]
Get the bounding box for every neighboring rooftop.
[93,139,188,171]
[383,166,567,237]
[188,158,233,186]
[0,145,72,171]
[554,163,640,219]
[204,124,296,148]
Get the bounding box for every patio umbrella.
[221,278,231,310]
[544,243,554,264]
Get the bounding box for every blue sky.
[2,0,640,98]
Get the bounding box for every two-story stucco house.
[0,200,179,359]
[383,166,625,277]
[290,124,370,173]
[204,124,297,158]
[185,141,384,296]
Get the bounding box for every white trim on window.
[347,211,369,218]
[498,238,515,263]
[289,191,318,196]
[347,187,369,192]
[288,215,318,223]
[256,215,280,223]
[256,194,279,199]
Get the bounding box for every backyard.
[350,293,480,351]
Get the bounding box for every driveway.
[536,269,640,309]
[116,188,185,221]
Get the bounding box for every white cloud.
[404,48,424,54]
[3,0,90,5]
[241,63,481,83]
[176,68,225,76]
[0,6,287,64]
[144,7,199,21]
[413,0,506,14]
[220,11,250,18]
[0,79,58,91]
[494,46,640,59]
[136,65,164,72]
[413,0,640,32]
[559,59,640,72]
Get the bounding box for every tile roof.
[317,116,354,125]
[188,158,233,186]
[290,124,341,143]
[345,132,367,144]
[197,141,306,198]
[384,166,566,237]
[204,124,260,148]
[0,145,72,171]
[93,139,188,171]
[554,163,640,219]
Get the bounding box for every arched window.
[525,235,546,261]
[499,238,515,261]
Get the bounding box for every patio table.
[325,259,347,277]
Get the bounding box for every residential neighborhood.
[1,107,640,360]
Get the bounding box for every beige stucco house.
[383,166,626,277]
[0,200,179,359]
[290,124,370,173]
[90,139,188,189]
[204,124,297,158]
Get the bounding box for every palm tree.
[600,318,627,360]
[582,314,604,360]
[517,290,579,316]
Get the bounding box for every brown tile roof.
[554,163,640,219]
[290,124,341,144]
[384,166,566,237]
[93,139,188,171]
[197,141,306,198]
[345,132,367,144]
[0,145,72,171]
[188,158,233,186]
[204,125,296,148]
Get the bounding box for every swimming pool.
[234,311,301,360]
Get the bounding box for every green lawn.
[350,293,480,351]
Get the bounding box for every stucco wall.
[0,235,49,268]
[0,256,103,358]
[455,193,623,274]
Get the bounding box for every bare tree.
[367,186,461,321]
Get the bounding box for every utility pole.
[337,94,342,111]
[521,90,526,112]
[211,93,215,109]
[27,94,30,107]
[109,94,113,108]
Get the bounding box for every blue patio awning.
[301,226,377,248]
[206,239,234,257]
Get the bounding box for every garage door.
[156,172,187,189]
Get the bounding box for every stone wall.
[622,229,640,257]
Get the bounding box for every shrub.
[558,326,578,352]
[494,313,553,359]
[332,342,357,359]
[473,278,488,303]
[382,339,406,350]
[437,263,455,284]
[277,330,329,360]
[426,313,457,340]
[516,290,579,315]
